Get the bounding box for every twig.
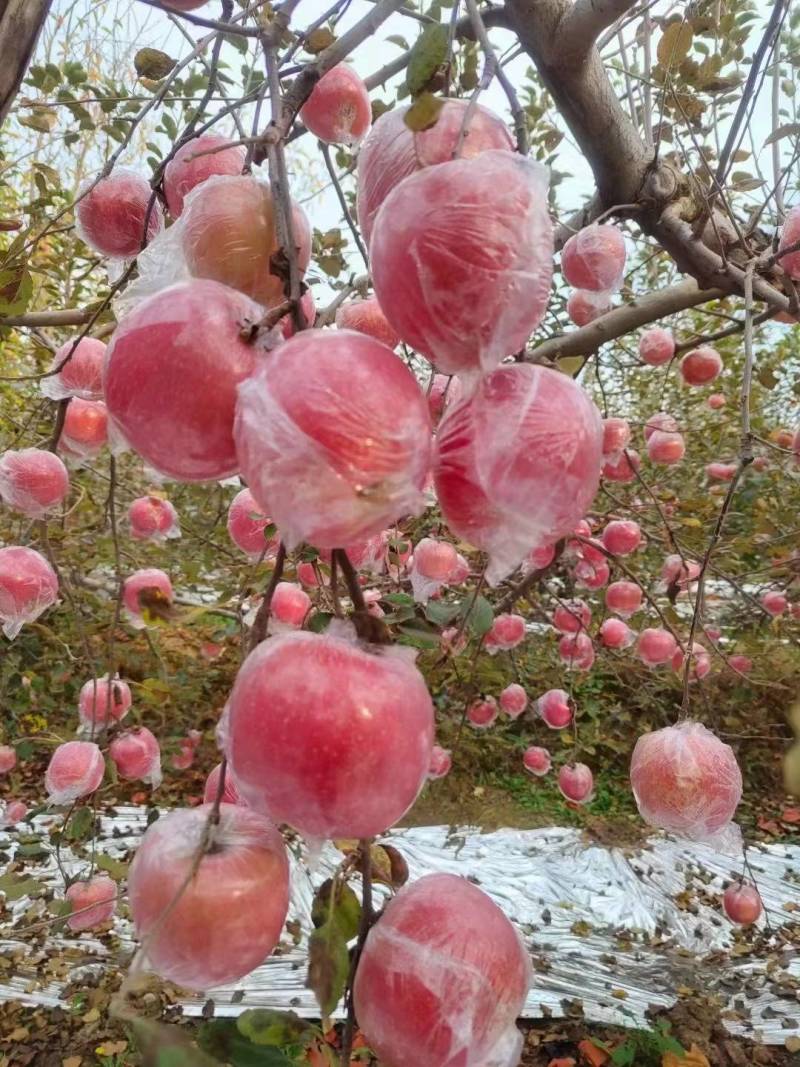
[247,542,288,650]
[320,142,369,268]
[340,838,373,1066]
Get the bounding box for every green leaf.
[311,879,361,941]
[424,599,462,626]
[199,1020,294,1066]
[307,921,349,1017]
[383,592,414,607]
[462,594,494,637]
[403,91,445,132]
[397,621,440,648]
[14,740,34,760]
[132,1017,220,1067]
[236,1008,311,1047]
[657,22,693,66]
[66,806,94,842]
[307,611,334,634]
[406,23,449,96]
[0,873,43,902]
[134,48,177,80]
[94,852,129,881]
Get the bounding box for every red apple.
[761,589,788,617]
[104,280,264,481]
[181,175,310,309]
[0,448,69,518]
[42,336,106,400]
[164,134,246,217]
[267,582,311,633]
[204,762,245,805]
[434,363,603,584]
[558,762,594,803]
[234,329,432,549]
[66,875,117,932]
[353,873,531,1067]
[78,675,131,730]
[605,580,642,618]
[357,98,513,246]
[226,488,279,559]
[602,417,631,457]
[223,630,434,838]
[638,327,674,366]
[637,627,677,666]
[128,803,289,990]
[370,150,553,376]
[723,882,762,925]
[630,721,742,840]
[0,746,16,774]
[484,613,526,653]
[562,224,626,292]
[602,519,641,555]
[647,429,685,465]
[602,447,640,482]
[558,631,595,671]
[45,741,104,804]
[552,598,591,634]
[75,168,163,258]
[567,288,612,326]
[128,496,179,541]
[680,346,723,386]
[467,696,499,729]
[122,568,173,628]
[778,205,800,280]
[109,727,162,787]
[537,688,573,729]
[427,745,452,779]
[59,399,108,460]
[523,746,551,776]
[300,63,371,145]
[499,683,528,718]
[335,296,399,349]
[0,546,58,640]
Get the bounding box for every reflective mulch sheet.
[1,811,798,1044]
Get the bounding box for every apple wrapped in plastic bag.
[354,872,531,1067]
[434,364,603,584]
[370,150,553,378]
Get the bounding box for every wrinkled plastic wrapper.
[354,873,531,1067]
[370,150,553,379]
[221,626,434,840]
[45,741,104,805]
[409,537,458,604]
[0,545,59,640]
[163,134,246,218]
[226,488,279,560]
[115,173,310,320]
[40,337,106,401]
[74,166,163,268]
[127,804,290,991]
[2,814,799,1044]
[234,329,432,550]
[357,98,514,246]
[77,675,131,732]
[630,721,743,850]
[0,449,69,518]
[434,364,603,584]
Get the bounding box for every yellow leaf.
[658,22,693,66]
[662,1044,711,1067]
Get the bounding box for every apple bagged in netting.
[369,150,553,378]
[434,364,604,584]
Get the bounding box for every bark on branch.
[0,0,53,128]
[528,279,726,362]
[557,0,638,57]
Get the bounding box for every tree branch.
[528,279,726,363]
[558,0,638,58]
[0,0,52,128]
[0,307,96,328]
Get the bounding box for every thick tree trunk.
[0,0,53,129]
